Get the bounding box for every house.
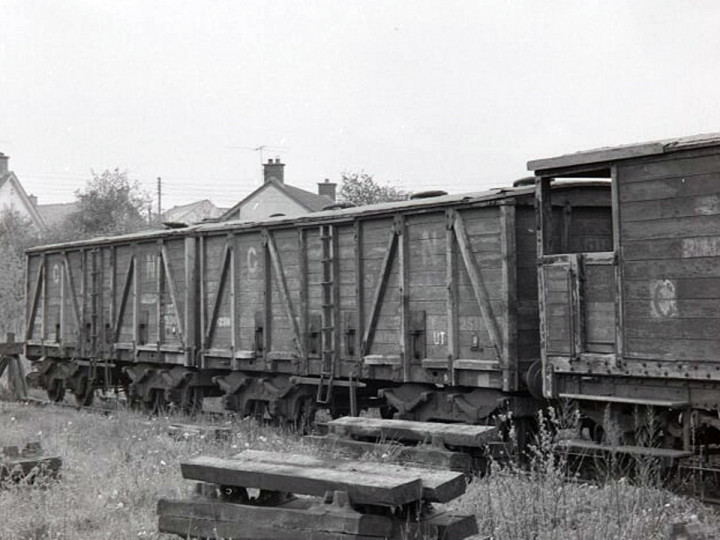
[0,152,80,232]
[0,152,48,230]
[162,199,224,225]
[36,201,77,228]
[220,159,337,221]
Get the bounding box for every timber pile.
[0,442,62,484]
[167,423,232,441]
[306,416,499,471]
[158,449,478,539]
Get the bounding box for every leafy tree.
[63,168,153,239]
[0,210,41,336]
[337,172,405,206]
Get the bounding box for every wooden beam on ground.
[304,434,473,472]
[157,497,393,539]
[327,416,498,448]
[167,423,232,441]
[421,511,479,540]
[181,453,423,507]
[232,449,466,503]
[1,442,62,483]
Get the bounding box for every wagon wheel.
[147,390,168,414]
[292,396,317,435]
[73,379,95,407]
[180,385,205,415]
[74,388,95,407]
[47,379,65,402]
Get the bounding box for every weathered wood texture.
[618,151,720,363]
[167,423,232,441]
[304,434,473,471]
[233,449,466,503]
[158,497,393,539]
[181,453,424,506]
[158,497,477,540]
[327,416,497,448]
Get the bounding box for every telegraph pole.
[157,177,162,220]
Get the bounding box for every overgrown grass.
[1,399,718,539]
[449,407,720,539]
[0,400,307,539]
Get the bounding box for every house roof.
[37,202,77,228]
[162,199,223,224]
[220,179,333,221]
[0,172,48,230]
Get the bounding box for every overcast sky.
[2,1,720,211]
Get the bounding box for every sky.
[2,1,720,212]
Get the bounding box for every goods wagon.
[529,133,720,448]
[24,181,610,426]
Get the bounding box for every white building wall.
[0,179,37,224]
[234,185,308,221]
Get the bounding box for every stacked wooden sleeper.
[306,416,499,472]
[0,441,62,484]
[158,449,478,539]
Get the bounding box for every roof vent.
[269,213,286,218]
[163,221,188,229]
[409,190,447,200]
[322,202,355,211]
[513,177,536,187]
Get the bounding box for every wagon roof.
[25,180,608,253]
[527,132,720,176]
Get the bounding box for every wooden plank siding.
[618,150,720,363]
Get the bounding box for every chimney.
[263,158,285,184]
[0,153,8,176]
[317,178,336,201]
[28,194,38,207]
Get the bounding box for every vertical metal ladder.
[87,249,101,355]
[317,224,336,404]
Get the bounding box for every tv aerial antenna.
[226,145,289,171]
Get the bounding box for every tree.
[0,209,41,336]
[337,172,405,206]
[63,168,153,239]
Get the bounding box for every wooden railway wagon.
[530,133,720,448]
[23,182,610,424]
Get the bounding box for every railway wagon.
[24,181,610,425]
[530,133,720,448]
